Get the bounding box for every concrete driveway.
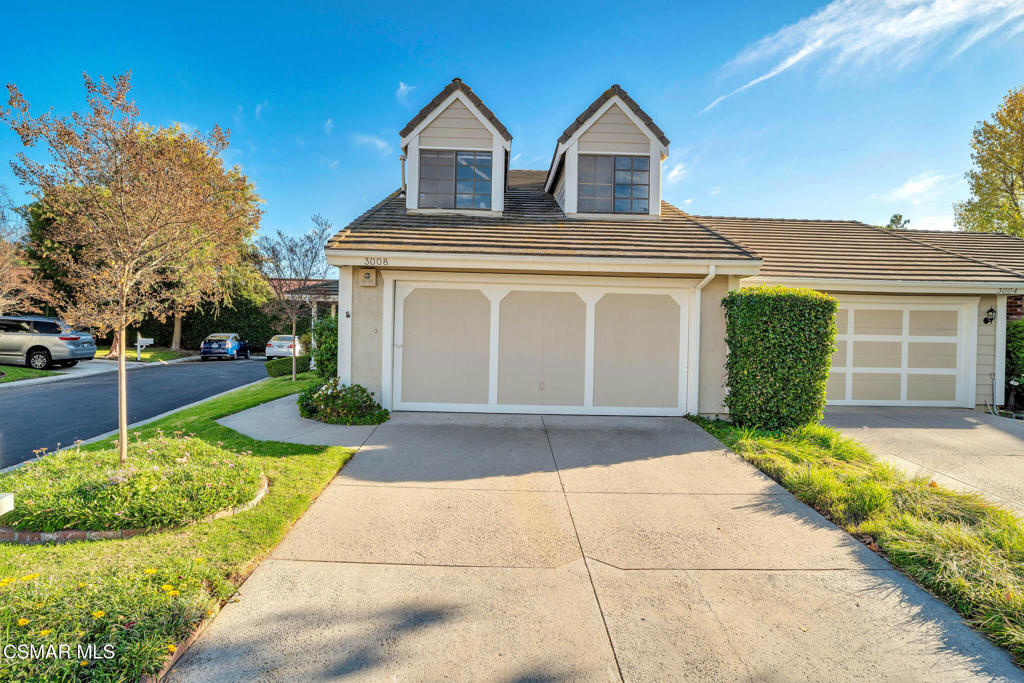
[169,407,1019,681]
[825,406,1024,517]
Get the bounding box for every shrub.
[312,315,338,379]
[298,378,389,425]
[0,435,262,532]
[1005,319,1024,400]
[266,354,310,377]
[722,285,838,430]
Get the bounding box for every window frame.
[577,153,651,215]
[418,149,493,210]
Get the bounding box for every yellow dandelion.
[144,568,157,575]
[160,584,174,592]
[17,618,30,626]
[166,643,177,653]
[20,573,39,581]
[167,590,180,596]
[91,610,105,618]
[194,558,205,563]
[80,660,88,666]
[38,629,51,637]
[77,582,86,588]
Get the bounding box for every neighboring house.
[325,78,1024,416]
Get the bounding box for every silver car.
[0,316,96,369]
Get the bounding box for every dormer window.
[419,150,492,210]
[578,155,650,214]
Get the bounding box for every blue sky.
[2,1,1023,234]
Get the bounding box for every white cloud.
[682,198,694,207]
[911,214,956,231]
[511,152,522,164]
[396,82,416,106]
[710,186,723,195]
[353,134,392,155]
[666,162,689,184]
[255,100,268,120]
[322,157,339,172]
[702,0,1024,113]
[880,171,957,204]
[323,118,334,135]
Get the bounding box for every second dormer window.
[419,150,492,210]
[578,154,650,214]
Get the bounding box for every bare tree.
[258,216,332,381]
[1,72,262,464]
[0,186,51,314]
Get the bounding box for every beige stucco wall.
[350,268,383,399]
[419,99,492,149]
[697,275,731,416]
[578,103,649,154]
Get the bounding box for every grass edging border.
[0,475,269,544]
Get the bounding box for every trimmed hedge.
[1006,319,1024,382]
[298,378,389,425]
[312,315,338,379]
[266,354,310,377]
[722,286,838,430]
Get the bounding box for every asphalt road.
[0,359,268,468]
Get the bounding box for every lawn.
[0,374,352,680]
[96,346,195,363]
[693,417,1024,666]
[0,365,59,384]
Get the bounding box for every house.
[325,78,1024,416]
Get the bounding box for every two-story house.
[325,78,1024,416]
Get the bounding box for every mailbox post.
[136,336,154,361]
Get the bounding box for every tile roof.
[327,170,757,261]
[896,230,1024,277]
[690,216,1024,283]
[558,84,669,147]
[399,78,512,142]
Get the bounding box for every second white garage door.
[826,296,978,407]
[388,274,694,415]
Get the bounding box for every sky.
[1,0,1023,235]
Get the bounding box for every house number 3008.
[363,257,388,266]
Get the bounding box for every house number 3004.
[363,257,388,266]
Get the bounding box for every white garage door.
[387,274,694,415]
[826,297,978,407]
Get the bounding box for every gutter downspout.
[690,265,716,415]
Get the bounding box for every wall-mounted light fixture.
[983,306,997,325]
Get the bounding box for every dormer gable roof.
[399,78,512,143]
[558,84,669,147]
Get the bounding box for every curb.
[0,376,271,475]
[0,354,234,392]
[0,476,269,545]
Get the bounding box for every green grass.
[0,365,59,383]
[0,437,263,532]
[0,374,352,680]
[96,346,194,363]
[692,417,1024,665]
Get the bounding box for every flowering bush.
[0,435,263,532]
[298,378,389,425]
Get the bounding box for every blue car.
[200,333,250,361]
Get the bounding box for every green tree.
[954,86,1024,236]
[878,213,910,230]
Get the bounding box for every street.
[0,359,268,468]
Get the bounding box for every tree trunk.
[108,330,122,359]
[117,324,128,466]
[170,313,183,351]
[291,319,297,382]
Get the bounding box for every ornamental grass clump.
[298,378,389,425]
[0,434,262,532]
[722,286,838,430]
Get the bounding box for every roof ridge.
[557,84,669,147]
[888,227,1024,278]
[691,214,870,225]
[398,78,512,142]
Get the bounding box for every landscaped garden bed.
[0,374,352,680]
[298,377,389,425]
[692,417,1024,666]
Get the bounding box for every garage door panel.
[908,342,958,369]
[854,309,902,335]
[852,341,901,368]
[497,291,586,407]
[826,373,847,401]
[851,373,902,401]
[909,310,958,337]
[401,288,490,404]
[907,374,957,401]
[594,293,679,408]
